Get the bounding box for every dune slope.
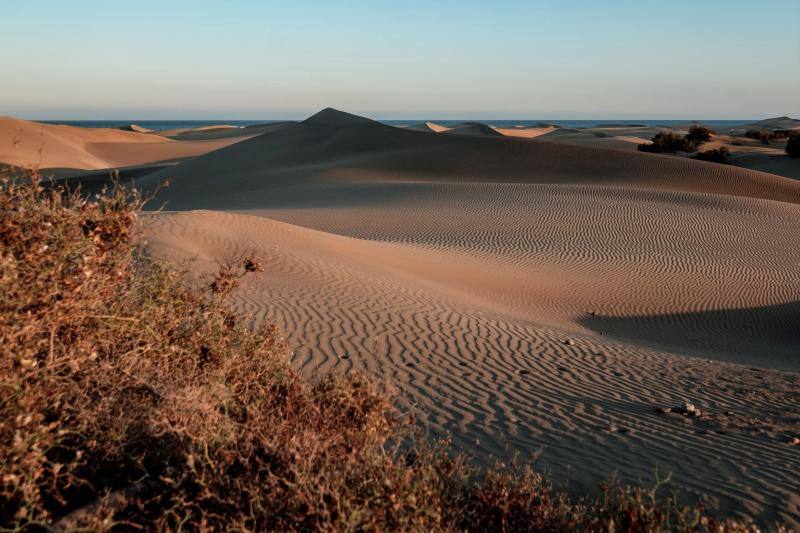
[0,116,255,171]
[143,109,800,526]
[147,197,800,526]
[140,109,800,207]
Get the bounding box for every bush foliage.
[786,133,800,158]
[638,126,716,154]
[0,172,759,530]
[685,126,715,146]
[637,132,695,153]
[691,147,730,164]
[745,129,793,144]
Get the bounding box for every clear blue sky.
[2,0,798,119]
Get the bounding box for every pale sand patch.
[493,126,556,138]
[425,121,450,132]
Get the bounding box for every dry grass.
[0,171,765,531]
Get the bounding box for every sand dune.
[405,121,450,133]
[141,108,800,526]
[536,125,674,151]
[160,122,296,141]
[406,121,552,137]
[119,124,154,133]
[493,125,556,138]
[442,121,504,137]
[146,195,800,525]
[0,116,255,171]
[742,116,800,131]
[138,108,800,207]
[156,122,299,140]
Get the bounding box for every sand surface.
[5,108,796,525]
[494,125,557,138]
[139,109,800,527]
[0,116,256,171]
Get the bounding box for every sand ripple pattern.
[147,183,800,526]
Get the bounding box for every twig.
[86,314,140,322]
[53,478,164,531]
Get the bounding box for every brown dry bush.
[745,129,793,144]
[639,127,715,155]
[1,171,761,531]
[637,132,697,154]
[786,132,800,158]
[684,126,715,146]
[691,147,730,164]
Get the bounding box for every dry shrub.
[786,132,800,159]
[745,129,793,144]
[692,147,730,164]
[1,171,763,531]
[638,132,696,154]
[639,127,715,154]
[685,126,715,146]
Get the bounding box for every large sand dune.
[140,108,800,207]
[140,108,800,526]
[0,116,256,171]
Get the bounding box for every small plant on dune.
[638,131,696,153]
[638,126,716,155]
[0,170,761,530]
[692,147,730,164]
[786,132,800,158]
[745,129,793,144]
[685,125,715,147]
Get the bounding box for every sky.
[1,0,799,120]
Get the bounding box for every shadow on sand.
[578,300,800,370]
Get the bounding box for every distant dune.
[0,116,256,170]
[159,122,297,141]
[405,121,449,133]
[441,121,504,137]
[493,124,556,138]
[744,116,800,131]
[119,123,154,133]
[139,108,800,207]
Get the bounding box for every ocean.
[43,119,753,132]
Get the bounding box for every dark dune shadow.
[578,300,800,371]
[41,164,172,194]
